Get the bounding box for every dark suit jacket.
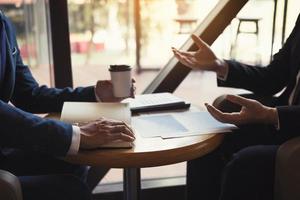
[0,13,96,157]
[218,14,300,137]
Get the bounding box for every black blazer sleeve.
[217,15,300,96]
[275,106,300,136]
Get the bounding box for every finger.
[191,34,207,49]
[105,120,132,128]
[205,103,240,124]
[98,80,111,85]
[96,80,112,90]
[97,120,125,128]
[174,50,194,66]
[108,133,135,142]
[171,47,178,51]
[175,50,193,59]
[177,50,195,57]
[182,56,196,68]
[173,51,191,66]
[226,95,253,107]
[130,85,136,98]
[120,122,133,131]
[172,49,180,56]
[108,125,135,138]
[205,103,227,123]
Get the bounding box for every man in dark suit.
[0,11,135,200]
[172,12,300,200]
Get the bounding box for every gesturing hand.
[79,117,135,150]
[172,34,225,73]
[205,95,279,125]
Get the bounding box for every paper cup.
[109,65,132,98]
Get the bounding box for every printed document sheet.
[132,111,236,139]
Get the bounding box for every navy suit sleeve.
[217,15,300,96]
[11,63,96,113]
[6,18,97,113]
[0,100,73,156]
[11,55,97,113]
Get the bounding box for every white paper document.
[131,111,237,139]
[61,102,131,124]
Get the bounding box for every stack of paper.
[132,111,237,139]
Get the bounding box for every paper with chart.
[131,111,237,139]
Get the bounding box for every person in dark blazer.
[172,12,300,200]
[0,11,135,200]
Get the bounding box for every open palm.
[172,34,219,71]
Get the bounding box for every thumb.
[226,95,252,107]
[191,34,208,49]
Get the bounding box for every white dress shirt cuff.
[275,118,280,130]
[216,59,229,81]
[217,73,228,81]
[67,126,81,155]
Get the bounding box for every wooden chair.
[274,137,300,200]
[0,170,23,200]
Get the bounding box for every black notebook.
[123,93,191,113]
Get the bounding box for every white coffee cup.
[109,65,132,98]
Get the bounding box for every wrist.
[214,59,228,77]
[94,86,102,102]
[79,127,91,149]
[264,107,279,125]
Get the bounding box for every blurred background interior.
[1,0,299,197]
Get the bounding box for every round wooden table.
[49,112,224,200]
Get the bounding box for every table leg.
[123,168,141,200]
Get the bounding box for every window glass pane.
[1,0,51,86]
[175,0,299,106]
[138,0,219,69]
[285,0,300,41]
[69,0,220,91]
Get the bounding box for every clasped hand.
[79,118,135,149]
[205,95,279,126]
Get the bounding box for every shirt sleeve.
[217,65,229,81]
[67,86,100,155]
[67,125,81,155]
[275,115,280,130]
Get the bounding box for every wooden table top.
[48,110,224,168]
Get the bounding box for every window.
[1,0,52,86]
